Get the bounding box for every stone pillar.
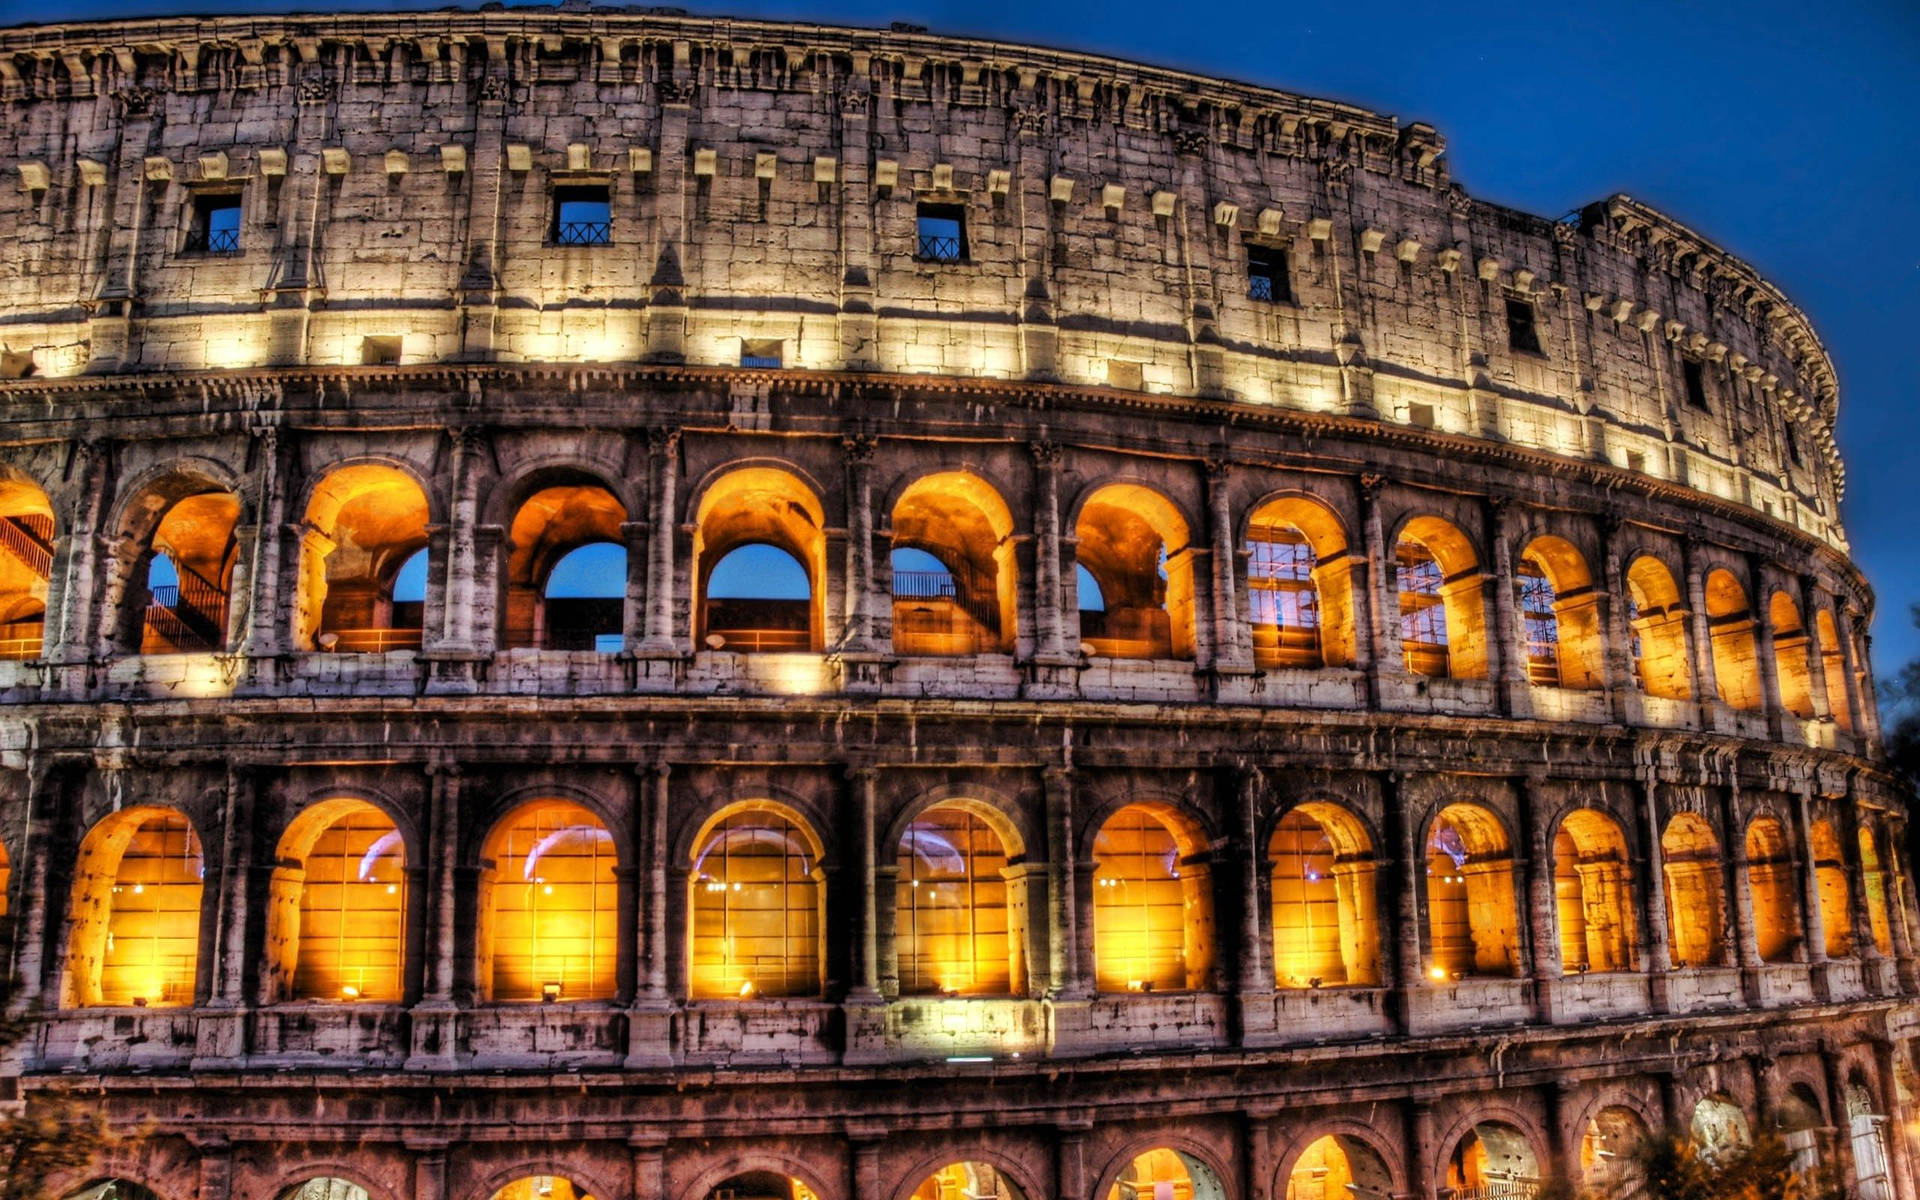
[1207,461,1254,677]
[639,427,681,657]
[1011,95,1059,378]
[211,764,257,1007]
[1794,787,1831,978]
[641,762,670,1001]
[1029,440,1073,666]
[409,1138,450,1200]
[1833,793,1879,975]
[1750,558,1786,740]
[1385,772,1424,1031]
[6,761,60,1012]
[1821,1043,1858,1187]
[851,1134,884,1200]
[1358,473,1397,707]
[1723,780,1763,1002]
[619,519,649,653]
[1519,774,1560,1019]
[847,765,880,999]
[1542,1080,1572,1183]
[1487,496,1531,717]
[238,423,292,666]
[44,438,111,681]
[1798,575,1835,723]
[838,435,884,693]
[1597,513,1642,724]
[1234,765,1271,1000]
[1044,765,1090,998]
[194,1137,233,1200]
[423,762,460,1002]
[1872,1038,1918,1200]
[1680,541,1722,725]
[425,426,489,687]
[1637,771,1674,1012]
[1407,1098,1438,1200]
[1883,815,1919,992]
[645,72,692,362]
[628,1135,667,1200]
[1836,605,1877,750]
[1055,1124,1089,1200]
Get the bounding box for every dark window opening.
[552,185,612,245]
[1247,244,1293,303]
[741,339,784,369]
[1683,359,1711,410]
[185,193,242,254]
[1505,297,1542,354]
[1784,423,1803,467]
[361,336,402,366]
[915,202,967,263]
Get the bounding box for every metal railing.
[1445,1183,1537,1200]
[0,515,52,577]
[185,226,241,254]
[916,233,962,262]
[890,570,960,600]
[554,220,612,246]
[0,619,42,661]
[322,627,423,654]
[143,561,229,653]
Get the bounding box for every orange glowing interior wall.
[1093,806,1211,993]
[286,805,406,1001]
[1552,811,1634,974]
[896,806,1019,996]
[1074,484,1192,662]
[1425,806,1516,979]
[1769,592,1816,719]
[92,810,204,1007]
[689,808,821,999]
[1811,819,1852,958]
[1661,814,1726,969]
[1285,1137,1354,1200]
[1860,828,1893,956]
[1108,1149,1197,1200]
[1626,557,1693,701]
[1704,570,1762,712]
[0,480,53,660]
[488,1178,589,1200]
[479,801,617,1002]
[1745,818,1801,963]
[1580,1108,1650,1192]
[1269,807,1379,987]
[910,1163,1021,1200]
[138,491,241,654]
[0,838,10,917]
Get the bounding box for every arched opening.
[130,489,241,654]
[0,478,54,660]
[1859,827,1894,956]
[896,804,1024,996]
[299,464,430,653]
[1745,818,1801,963]
[1515,537,1603,689]
[1106,1148,1228,1200]
[1777,1082,1825,1176]
[1689,1096,1751,1159]
[689,804,823,999]
[264,799,406,1003]
[1395,517,1486,680]
[1075,484,1193,661]
[1579,1107,1650,1199]
[62,1184,164,1200]
[505,481,627,651]
[487,1179,597,1200]
[890,472,1016,656]
[1816,610,1853,732]
[1846,1076,1895,1200]
[1424,804,1517,980]
[1625,556,1692,700]
[63,807,204,1008]
[1811,819,1852,958]
[1445,1122,1539,1199]
[1553,810,1635,974]
[1092,804,1214,993]
[1269,804,1380,988]
[274,1181,371,1200]
[700,1174,820,1200]
[1285,1135,1393,1200]
[1661,814,1726,969]
[1704,569,1761,711]
[479,801,617,1003]
[909,1163,1028,1200]
[695,467,824,653]
[1768,592,1816,719]
[1246,496,1356,670]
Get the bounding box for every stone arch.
[891,1147,1043,1200]
[673,782,839,870]
[883,783,1034,865]
[1436,1114,1541,1198]
[1553,808,1636,974]
[108,461,246,654]
[1093,1135,1234,1200]
[1814,608,1853,732]
[1516,534,1603,689]
[477,796,622,1003]
[1071,480,1196,661]
[1088,797,1217,993]
[889,469,1018,656]
[1858,824,1894,955]
[266,1163,400,1200]
[1662,812,1727,969]
[1703,568,1762,712]
[692,464,828,654]
[1269,800,1381,988]
[297,462,433,653]
[0,472,55,657]
[1624,554,1692,701]
[500,466,630,651]
[1810,818,1852,958]
[262,796,411,1004]
[465,1161,622,1200]
[1577,1105,1651,1197]
[895,799,1028,996]
[1422,802,1518,979]
[1274,1119,1403,1200]
[1243,491,1357,670]
[58,1181,170,1200]
[61,804,207,1009]
[677,1146,836,1200]
[486,455,642,533]
[687,798,827,1000]
[1689,1094,1751,1156]
[1744,816,1802,963]
[1391,513,1486,680]
[1767,590,1816,719]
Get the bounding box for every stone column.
[1750,558,1786,739]
[1358,473,1397,707]
[1821,1043,1858,1187]
[1044,766,1090,998]
[1883,815,1919,991]
[1833,793,1879,975]
[193,1137,233,1200]
[1597,512,1641,724]
[1234,766,1271,1000]
[851,1134,884,1200]
[619,519,649,653]
[1836,605,1877,749]
[1872,1038,1918,1200]
[237,423,292,667]
[847,765,881,999]
[6,760,60,1011]
[629,1134,667,1200]
[1029,440,1073,665]
[1519,774,1560,1019]
[1793,788,1831,980]
[211,764,257,1007]
[838,434,881,664]
[1055,1124,1089,1200]
[1407,1098,1438,1200]
[1207,461,1254,677]
[1722,779,1762,1003]
[1245,1111,1278,1200]
[1637,771,1674,1012]
[1384,772,1424,1031]
[641,762,670,1001]
[1680,541,1722,726]
[434,426,486,656]
[1798,575,1835,723]
[1487,495,1530,717]
[44,438,111,681]
[639,427,681,656]
[408,1138,450,1200]
[1011,94,1059,378]
[422,762,460,1003]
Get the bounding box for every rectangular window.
[361,336,402,366]
[1247,244,1293,303]
[1505,297,1542,354]
[185,193,242,254]
[551,185,612,245]
[1683,359,1710,410]
[1784,423,1803,466]
[740,339,784,369]
[915,202,967,263]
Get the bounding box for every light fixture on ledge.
[541,981,562,1003]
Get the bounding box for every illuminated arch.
[1768,591,1816,719]
[1661,813,1727,969]
[484,1177,596,1200]
[1553,809,1636,974]
[0,475,54,660]
[1579,1106,1650,1198]
[1394,515,1486,680]
[890,471,1017,656]
[479,800,618,1003]
[119,480,242,655]
[896,802,1025,996]
[60,1182,166,1200]
[1816,610,1853,732]
[298,463,431,653]
[1425,803,1517,979]
[694,466,826,653]
[272,1180,372,1200]
[694,1173,822,1200]
[1810,819,1852,958]
[1704,569,1761,711]
[907,1162,1028,1200]
[1690,1095,1751,1159]
[1745,817,1802,963]
[1102,1145,1231,1200]
[1244,494,1355,670]
[504,477,628,651]
[264,798,408,1003]
[1859,826,1894,956]
[62,806,205,1008]
[1269,802,1380,988]
[1074,483,1194,661]
[1444,1121,1539,1197]
[1625,555,1692,700]
[1091,802,1215,993]
[1516,535,1603,689]
[1282,1134,1394,1200]
[689,801,825,999]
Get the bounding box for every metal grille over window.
[896,807,1014,996]
[1396,541,1449,677]
[1514,557,1560,686]
[1247,244,1291,303]
[186,195,242,254]
[1247,521,1320,668]
[690,809,821,999]
[915,202,967,262]
[551,186,612,245]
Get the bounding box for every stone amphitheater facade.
[0,8,1912,1200]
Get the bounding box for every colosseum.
[0,6,1910,1200]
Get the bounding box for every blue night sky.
[8,0,1917,685]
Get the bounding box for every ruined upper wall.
[0,8,1847,547]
